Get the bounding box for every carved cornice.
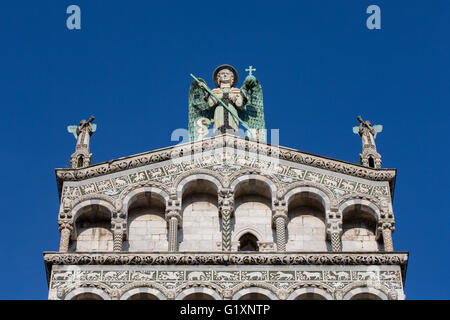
[55,134,397,198]
[44,252,408,283]
[44,252,408,265]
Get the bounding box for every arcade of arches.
[65,178,388,253]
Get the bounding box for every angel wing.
[67,125,78,139]
[239,75,266,142]
[373,125,383,138]
[352,126,359,135]
[188,78,214,141]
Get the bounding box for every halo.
[213,64,238,87]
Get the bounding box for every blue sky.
[0,0,448,299]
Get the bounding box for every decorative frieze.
[44,252,408,271]
[60,149,392,215]
[48,264,405,300]
[56,135,396,196]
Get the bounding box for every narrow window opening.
[77,156,84,168]
[368,157,375,168]
[239,233,259,252]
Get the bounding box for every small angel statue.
[67,116,96,168]
[353,116,383,150]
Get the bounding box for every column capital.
[58,219,73,232]
[377,221,395,240]
[272,197,288,227]
[272,211,288,227]
[166,207,182,227]
[326,220,343,236]
[218,188,234,217]
[218,187,233,197]
[111,217,126,229]
[378,221,395,232]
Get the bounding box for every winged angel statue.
[353,116,383,149]
[67,116,97,147]
[188,65,266,142]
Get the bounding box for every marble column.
[166,208,181,252]
[219,188,234,251]
[327,210,343,252]
[272,211,288,252]
[382,226,394,252]
[58,222,73,252]
[330,231,342,252]
[111,216,126,252]
[113,230,123,252]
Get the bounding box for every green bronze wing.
[188,78,214,141]
[67,125,78,139]
[373,125,383,138]
[239,75,266,142]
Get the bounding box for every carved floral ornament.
[44,252,408,268]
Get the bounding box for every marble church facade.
[44,133,408,300]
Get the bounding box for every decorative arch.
[229,173,277,200]
[119,281,169,298]
[68,198,117,253]
[70,198,116,223]
[343,286,388,300]
[67,194,117,216]
[287,282,334,297]
[65,287,111,300]
[121,185,170,215]
[287,287,333,300]
[339,199,381,251]
[232,227,263,243]
[230,282,278,299]
[176,172,222,252]
[122,185,169,252]
[232,287,278,300]
[283,184,334,252]
[338,198,381,221]
[175,287,222,300]
[120,287,167,300]
[283,183,334,213]
[175,171,223,199]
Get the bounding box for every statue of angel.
[67,116,96,168]
[188,65,266,142]
[353,116,383,150]
[67,116,97,149]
